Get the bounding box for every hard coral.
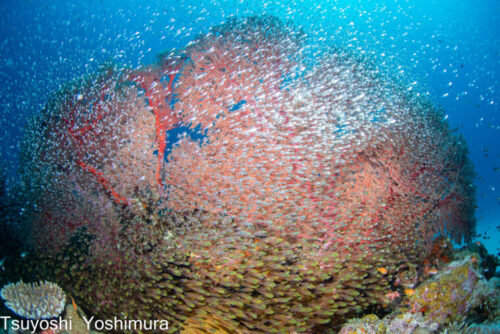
[338,312,439,334]
[407,255,498,325]
[0,280,66,320]
[339,314,387,334]
[382,312,438,334]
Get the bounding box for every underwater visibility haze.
[0,0,499,333]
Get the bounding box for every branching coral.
[1,280,66,319]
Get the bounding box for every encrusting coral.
[338,312,440,334]
[406,254,498,325]
[338,247,499,334]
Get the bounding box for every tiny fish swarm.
[14,16,476,332]
[0,280,66,320]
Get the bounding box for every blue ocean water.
[0,0,498,257]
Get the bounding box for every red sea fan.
[166,23,475,256]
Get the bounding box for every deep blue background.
[0,0,498,254]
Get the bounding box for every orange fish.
[404,288,415,296]
[378,267,388,275]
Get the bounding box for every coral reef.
[338,246,499,334]
[467,242,500,280]
[0,281,66,319]
[406,254,498,325]
[11,15,478,333]
[383,313,439,334]
[338,312,439,334]
[339,314,387,334]
[441,321,500,334]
